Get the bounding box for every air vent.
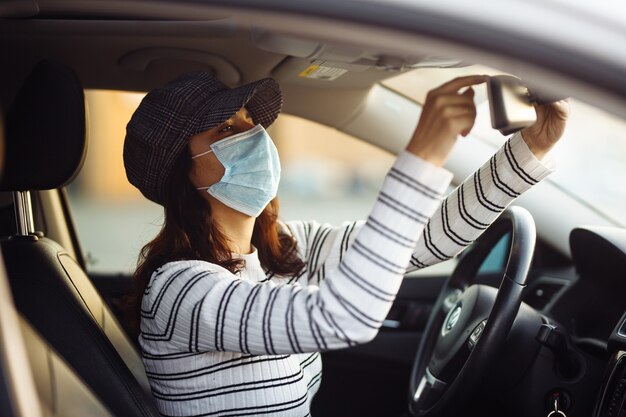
[595,352,626,417]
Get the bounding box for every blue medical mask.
[192,124,281,217]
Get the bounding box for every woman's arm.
[408,98,569,269]
[287,75,491,283]
[287,131,554,279]
[408,131,553,270]
[289,94,568,275]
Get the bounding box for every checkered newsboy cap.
[124,71,282,205]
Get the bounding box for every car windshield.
[384,66,626,226]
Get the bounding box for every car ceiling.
[0,11,421,128]
[4,0,625,129]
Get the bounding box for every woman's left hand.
[520,100,570,160]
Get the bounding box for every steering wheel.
[408,206,536,416]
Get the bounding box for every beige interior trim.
[37,189,78,260]
[20,318,113,417]
[0,254,43,417]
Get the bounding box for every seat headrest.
[0,60,86,191]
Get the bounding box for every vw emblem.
[442,305,462,336]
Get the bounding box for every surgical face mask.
[191,124,281,217]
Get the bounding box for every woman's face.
[188,107,255,189]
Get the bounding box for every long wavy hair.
[127,148,305,335]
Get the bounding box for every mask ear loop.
[191,149,213,159]
[192,149,215,190]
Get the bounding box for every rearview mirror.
[487,75,536,136]
[487,75,568,136]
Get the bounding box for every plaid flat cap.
[124,71,282,205]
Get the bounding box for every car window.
[67,90,162,275]
[67,90,395,275]
[273,114,394,224]
[384,66,626,226]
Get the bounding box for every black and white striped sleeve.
[139,149,452,356]
[285,132,555,277]
[408,131,555,270]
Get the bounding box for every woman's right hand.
[406,75,488,166]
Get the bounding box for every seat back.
[0,60,160,417]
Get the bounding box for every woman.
[124,71,567,416]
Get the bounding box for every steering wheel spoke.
[413,368,448,410]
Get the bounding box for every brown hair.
[127,149,305,335]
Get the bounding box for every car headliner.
[1,0,625,125]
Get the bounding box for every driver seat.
[0,60,160,417]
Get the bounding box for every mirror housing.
[487,75,536,136]
[487,75,568,135]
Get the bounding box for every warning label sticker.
[299,64,347,81]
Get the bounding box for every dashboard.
[522,227,626,417]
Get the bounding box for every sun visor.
[251,28,468,73]
[118,47,242,85]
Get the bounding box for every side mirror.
[487,75,536,136]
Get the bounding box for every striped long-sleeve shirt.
[139,132,553,417]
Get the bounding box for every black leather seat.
[0,60,160,417]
